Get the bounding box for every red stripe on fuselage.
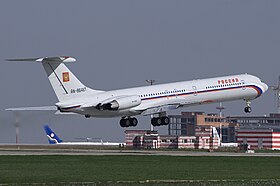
[141,85,262,101]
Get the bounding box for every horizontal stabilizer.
[6,56,76,63]
[6,106,57,111]
[6,55,103,102]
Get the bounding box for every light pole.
[216,102,225,145]
[13,112,20,144]
[146,80,155,131]
[270,76,280,113]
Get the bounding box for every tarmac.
[0,144,280,156]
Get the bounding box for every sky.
[0,1,280,144]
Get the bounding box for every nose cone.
[262,83,269,93]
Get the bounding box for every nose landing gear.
[244,100,252,113]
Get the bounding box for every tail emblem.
[62,72,70,82]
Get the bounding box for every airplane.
[6,56,268,128]
[44,125,124,146]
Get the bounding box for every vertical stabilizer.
[212,127,221,145]
[42,62,93,102]
[6,56,103,102]
[43,125,63,144]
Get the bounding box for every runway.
[1,145,280,156]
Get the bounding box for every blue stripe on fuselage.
[141,84,263,101]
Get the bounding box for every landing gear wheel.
[151,118,157,126]
[155,118,162,126]
[151,117,170,126]
[162,117,170,125]
[120,119,125,127]
[120,118,138,127]
[130,118,138,127]
[85,115,91,118]
[120,119,130,127]
[244,100,252,113]
[151,118,161,126]
[244,106,252,113]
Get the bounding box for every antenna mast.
[270,76,280,113]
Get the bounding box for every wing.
[136,99,200,116]
[6,106,80,115]
[140,104,181,116]
[5,106,58,111]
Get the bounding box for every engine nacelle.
[96,95,141,111]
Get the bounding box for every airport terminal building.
[168,112,237,143]
[228,113,280,150]
[125,129,219,150]
[125,112,280,150]
[236,128,280,150]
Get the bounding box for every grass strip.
[0,155,279,184]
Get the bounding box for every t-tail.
[43,125,63,144]
[6,56,103,102]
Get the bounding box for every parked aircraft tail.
[6,56,103,102]
[212,127,221,144]
[43,125,63,144]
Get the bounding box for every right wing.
[135,99,200,116]
[140,104,181,116]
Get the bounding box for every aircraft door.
[174,89,178,99]
[192,86,197,96]
[241,80,246,90]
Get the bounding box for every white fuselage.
[55,141,124,146]
[57,74,268,117]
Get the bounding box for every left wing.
[6,106,58,111]
[6,106,79,116]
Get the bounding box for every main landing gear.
[119,115,170,128]
[120,117,138,128]
[151,117,170,126]
[151,112,170,127]
[244,100,252,113]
